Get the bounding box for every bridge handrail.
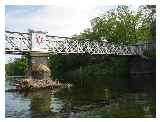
[5,30,155,46]
[5,30,31,35]
[5,30,155,55]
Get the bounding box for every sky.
[5,5,116,37]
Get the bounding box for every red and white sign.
[32,33,48,52]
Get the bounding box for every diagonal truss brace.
[5,31,155,56]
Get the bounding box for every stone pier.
[29,52,51,80]
[15,52,61,90]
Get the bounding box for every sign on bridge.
[32,32,48,52]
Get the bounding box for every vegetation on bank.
[49,55,129,87]
[5,56,28,76]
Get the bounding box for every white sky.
[6,5,116,37]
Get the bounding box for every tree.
[5,57,28,76]
[73,5,155,44]
[139,5,156,41]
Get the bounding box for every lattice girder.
[5,31,155,56]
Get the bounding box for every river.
[5,77,156,118]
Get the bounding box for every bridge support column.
[29,52,51,80]
[128,56,156,91]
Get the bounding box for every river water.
[5,77,156,118]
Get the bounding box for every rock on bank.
[16,79,62,90]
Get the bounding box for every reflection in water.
[29,91,52,117]
[5,78,156,118]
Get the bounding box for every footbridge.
[5,30,155,55]
[5,30,155,80]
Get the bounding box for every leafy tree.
[139,5,156,41]
[73,5,155,44]
[5,56,28,76]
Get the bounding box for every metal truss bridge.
[5,30,155,55]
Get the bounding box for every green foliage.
[73,5,155,44]
[49,54,129,90]
[49,54,90,80]
[5,57,28,76]
[139,5,156,41]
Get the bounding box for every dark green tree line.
[5,57,28,76]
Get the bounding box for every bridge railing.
[5,31,31,52]
[5,31,155,56]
